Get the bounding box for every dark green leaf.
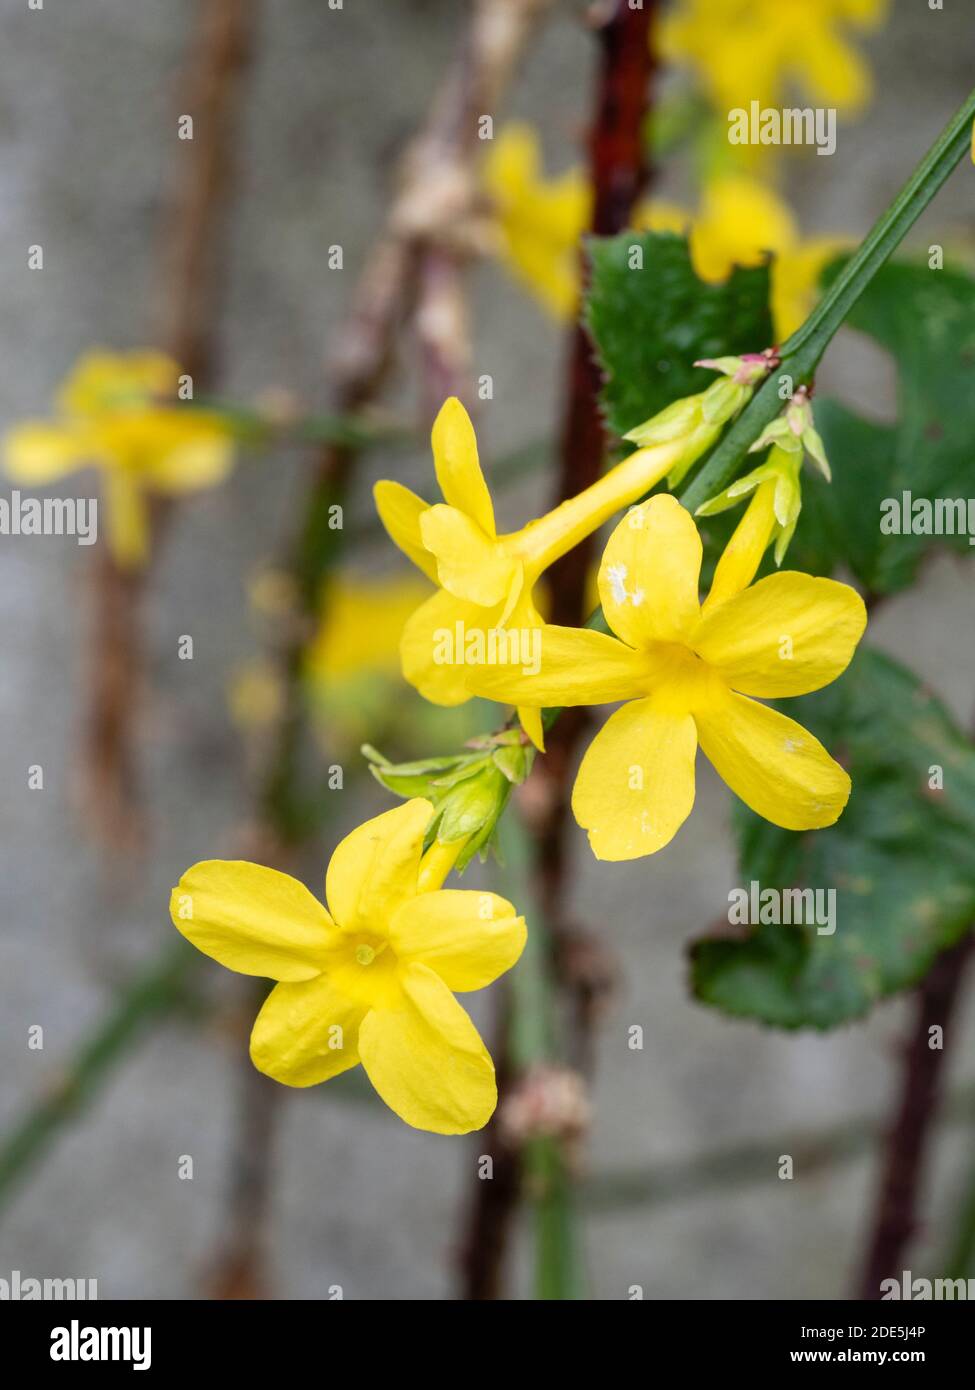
[585,230,773,439]
[691,647,975,1029]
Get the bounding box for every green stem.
[496,812,586,1300]
[680,85,975,513]
[0,944,196,1212]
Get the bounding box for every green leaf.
[585,230,773,439]
[691,648,975,1029]
[788,257,975,593]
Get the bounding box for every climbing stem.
[680,85,975,513]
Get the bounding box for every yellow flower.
[170,799,526,1134]
[466,494,866,861]
[4,350,234,567]
[304,573,433,682]
[483,123,843,338]
[482,122,590,319]
[638,177,847,337]
[375,389,753,749]
[661,0,889,114]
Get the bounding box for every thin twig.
[856,933,974,1299]
[584,1078,975,1213]
[83,0,255,851]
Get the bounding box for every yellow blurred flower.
[467,494,866,861]
[661,0,888,114]
[484,125,843,338]
[482,122,590,319]
[171,799,526,1134]
[305,573,432,683]
[3,350,234,567]
[227,661,285,730]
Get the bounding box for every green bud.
[623,393,702,446]
[621,349,779,493]
[695,444,802,566]
[751,387,831,480]
[362,732,535,871]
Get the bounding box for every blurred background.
[1,0,974,1300]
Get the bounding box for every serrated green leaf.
[691,648,975,1029]
[585,230,773,439]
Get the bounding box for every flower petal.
[701,479,778,613]
[693,572,867,697]
[4,423,90,482]
[464,624,653,707]
[389,889,525,991]
[136,413,234,491]
[373,479,439,583]
[250,976,365,1086]
[572,697,697,861]
[518,704,545,752]
[103,469,150,568]
[598,494,702,648]
[695,689,851,830]
[358,962,496,1133]
[170,860,339,981]
[420,503,515,606]
[400,587,497,706]
[325,799,432,934]
[431,396,495,536]
[57,349,178,416]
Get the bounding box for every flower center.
[328,933,402,1010]
[645,641,721,713]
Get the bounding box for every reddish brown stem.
[856,934,973,1299]
[459,0,655,1299]
[541,0,655,1055]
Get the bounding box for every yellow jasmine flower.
[375,383,759,749]
[482,122,590,319]
[661,0,889,115]
[637,177,848,337]
[170,799,526,1134]
[3,350,233,567]
[300,572,447,749]
[466,494,866,861]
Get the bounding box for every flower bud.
[621,350,779,489]
[697,444,802,566]
[749,385,831,480]
[363,730,535,869]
